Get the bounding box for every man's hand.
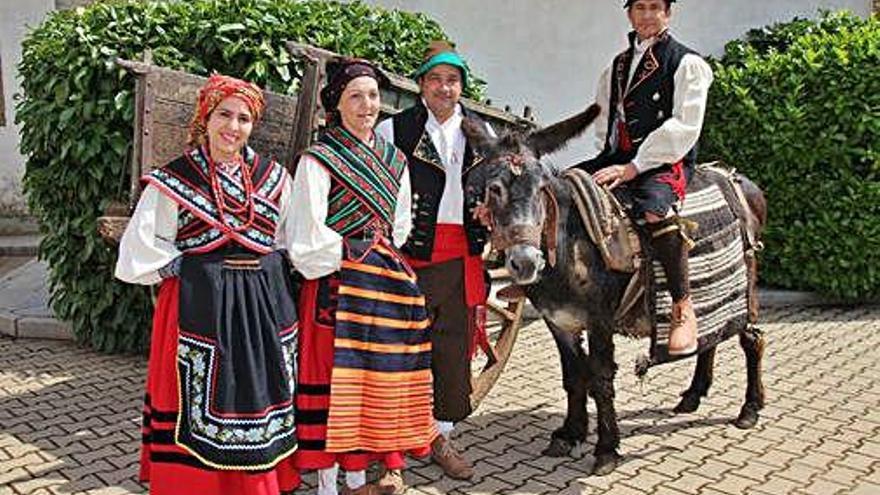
[593,163,638,189]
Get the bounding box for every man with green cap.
[577,0,713,357]
[375,41,494,484]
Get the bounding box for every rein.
[489,185,559,267]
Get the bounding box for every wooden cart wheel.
[469,271,528,410]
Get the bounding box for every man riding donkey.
[577,0,713,356]
[376,41,495,484]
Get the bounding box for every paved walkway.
[2,305,879,494]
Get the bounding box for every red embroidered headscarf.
[187,73,265,146]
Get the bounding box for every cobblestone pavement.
[2,305,879,494]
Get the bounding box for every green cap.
[412,50,469,88]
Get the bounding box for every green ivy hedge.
[17,0,481,352]
[701,11,880,301]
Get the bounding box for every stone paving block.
[504,479,558,495]
[797,478,852,495]
[821,465,865,487]
[491,464,546,487]
[734,460,778,483]
[667,444,716,464]
[462,475,516,495]
[751,448,801,469]
[54,475,108,493]
[773,462,825,484]
[774,438,819,456]
[9,476,65,495]
[63,459,117,481]
[793,451,843,471]
[484,448,537,471]
[539,465,611,490]
[660,472,715,493]
[0,467,29,486]
[708,472,762,495]
[849,482,880,495]
[521,451,578,472]
[751,474,811,494]
[618,468,674,492]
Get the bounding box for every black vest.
[391,102,489,260]
[600,31,700,169]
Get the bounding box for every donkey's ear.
[461,117,496,153]
[526,104,601,158]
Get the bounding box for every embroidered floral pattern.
[177,330,298,448]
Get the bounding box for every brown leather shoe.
[431,435,475,480]
[668,296,698,356]
[376,468,406,495]
[340,483,382,495]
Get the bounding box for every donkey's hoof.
[542,437,577,457]
[591,452,621,476]
[673,392,701,414]
[733,403,759,429]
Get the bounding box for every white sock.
[345,470,366,489]
[436,420,455,438]
[317,464,340,495]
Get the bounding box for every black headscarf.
[320,58,390,123]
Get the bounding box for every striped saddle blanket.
[567,165,752,369]
[646,166,751,366]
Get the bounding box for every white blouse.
[287,153,412,280]
[593,35,714,174]
[115,174,297,285]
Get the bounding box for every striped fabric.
[325,242,438,452]
[307,127,406,237]
[650,169,750,364]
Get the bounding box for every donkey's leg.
[673,347,717,414]
[586,329,621,475]
[734,325,766,429]
[543,320,589,457]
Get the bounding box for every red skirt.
[140,278,300,495]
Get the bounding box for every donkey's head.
[464,104,601,284]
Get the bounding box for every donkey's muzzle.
[506,244,545,285]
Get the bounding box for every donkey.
[463,105,767,475]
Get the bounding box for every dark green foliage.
[17,0,482,352]
[702,11,880,300]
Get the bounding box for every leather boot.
[340,484,382,495]
[649,218,698,356]
[376,468,406,495]
[431,435,475,480]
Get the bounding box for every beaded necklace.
[204,147,256,233]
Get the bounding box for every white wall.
[359,0,873,165]
[0,0,54,216]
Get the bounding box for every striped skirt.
[293,241,436,471]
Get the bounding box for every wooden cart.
[99,42,533,410]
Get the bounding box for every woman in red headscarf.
[116,74,301,495]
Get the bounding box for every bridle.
[484,158,560,268]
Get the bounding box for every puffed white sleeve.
[374,118,395,145]
[287,155,344,280]
[115,184,182,285]
[273,168,296,257]
[632,54,714,173]
[392,166,412,248]
[593,64,613,154]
